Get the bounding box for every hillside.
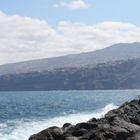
[0,59,140,91]
[0,42,140,75]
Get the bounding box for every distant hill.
[0,58,140,91]
[0,42,140,75]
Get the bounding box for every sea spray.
[0,104,117,140]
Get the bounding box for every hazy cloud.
[0,11,140,64]
[53,0,90,9]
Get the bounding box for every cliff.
[29,97,140,140]
[1,59,140,90]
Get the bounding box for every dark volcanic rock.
[29,127,63,140]
[29,97,140,140]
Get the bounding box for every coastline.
[29,96,140,140]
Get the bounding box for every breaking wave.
[0,104,117,140]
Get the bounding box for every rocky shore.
[29,97,140,140]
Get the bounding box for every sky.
[0,0,140,64]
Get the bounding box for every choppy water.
[0,90,139,140]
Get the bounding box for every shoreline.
[29,96,140,140]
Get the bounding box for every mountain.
[0,42,140,75]
[0,58,140,91]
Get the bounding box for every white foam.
[0,104,118,140]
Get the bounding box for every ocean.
[0,90,139,140]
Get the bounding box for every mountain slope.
[0,59,140,91]
[0,42,140,75]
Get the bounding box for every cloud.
[0,11,140,65]
[58,21,140,51]
[53,0,90,9]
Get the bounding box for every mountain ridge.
[0,42,140,75]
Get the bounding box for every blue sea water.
[0,90,139,140]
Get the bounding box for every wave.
[0,103,118,140]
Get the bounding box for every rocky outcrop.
[29,97,140,140]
